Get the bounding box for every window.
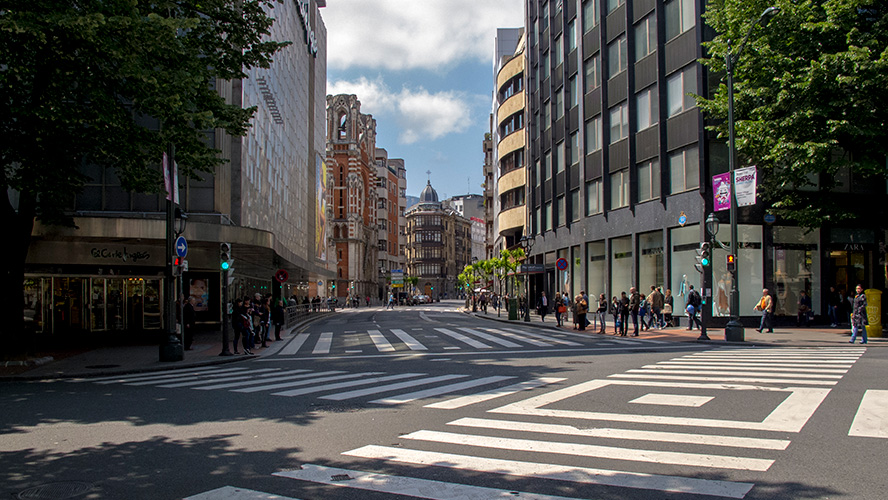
[610,169,629,209]
[542,98,550,129]
[554,36,563,67]
[609,102,628,143]
[569,75,578,107]
[583,0,600,32]
[607,35,628,78]
[585,116,602,152]
[635,13,657,60]
[541,2,549,31]
[535,160,541,186]
[606,0,625,15]
[669,145,700,194]
[557,195,566,226]
[544,201,552,231]
[544,152,552,180]
[569,132,579,165]
[667,65,697,117]
[555,88,564,119]
[665,0,695,41]
[571,189,580,221]
[543,51,550,79]
[585,179,603,215]
[584,55,601,92]
[636,85,659,130]
[637,159,661,201]
[555,141,565,173]
[568,20,577,52]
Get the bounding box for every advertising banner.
[316,155,327,261]
[735,166,757,207]
[712,172,731,212]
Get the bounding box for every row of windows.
[498,73,523,104]
[500,149,525,176]
[500,187,526,211]
[500,111,525,138]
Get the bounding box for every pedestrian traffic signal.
[220,242,232,271]
[700,242,711,266]
[173,256,184,276]
[726,254,736,273]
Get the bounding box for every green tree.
[1,0,289,356]
[697,0,888,228]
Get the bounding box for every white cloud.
[328,77,472,144]
[321,0,525,71]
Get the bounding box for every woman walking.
[849,284,868,344]
[574,293,588,330]
[597,293,608,334]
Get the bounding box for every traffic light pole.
[220,268,232,356]
[160,145,184,362]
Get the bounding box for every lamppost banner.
[734,166,757,207]
[712,172,731,212]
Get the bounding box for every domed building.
[406,180,472,299]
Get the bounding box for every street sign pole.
[220,268,232,356]
[160,147,183,362]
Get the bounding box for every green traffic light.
[221,261,230,270]
[701,257,710,266]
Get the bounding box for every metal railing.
[284,302,334,328]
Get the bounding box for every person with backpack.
[686,285,703,330]
[573,292,588,330]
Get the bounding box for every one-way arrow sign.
[175,236,188,258]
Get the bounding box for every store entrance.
[828,249,867,300]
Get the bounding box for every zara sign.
[294,0,319,57]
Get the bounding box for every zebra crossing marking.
[124,367,260,386]
[320,374,470,401]
[433,328,492,349]
[389,328,427,350]
[184,485,302,500]
[193,370,323,391]
[312,332,333,354]
[849,389,888,439]
[157,368,296,388]
[399,430,774,470]
[272,373,426,397]
[342,446,755,498]
[366,329,396,352]
[481,327,552,346]
[608,373,839,385]
[91,366,250,385]
[370,376,516,405]
[425,377,566,410]
[274,464,583,500]
[455,327,522,348]
[277,333,310,355]
[646,363,850,373]
[231,371,375,393]
[504,328,583,346]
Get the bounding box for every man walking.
[649,285,664,329]
[629,287,641,336]
[619,292,630,336]
[686,285,703,330]
[753,288,774,333]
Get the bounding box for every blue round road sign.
[175,236,188,258]
[556,258,568,271]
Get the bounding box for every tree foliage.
[698,0,888,227]
[1,0,289,355]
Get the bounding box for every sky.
[321,0,525,199]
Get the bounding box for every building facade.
[444,194,486,261]
[375,149,408,300]
[522,0,888,324]
[325,94,379,301]
[22,0,330,336]
[406,182,472,298]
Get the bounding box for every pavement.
[2,303,883,382]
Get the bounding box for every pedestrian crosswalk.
[179,347,878,500]
[274,325,655,356]
[68,365,565,407]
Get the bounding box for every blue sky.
[322,0,524,199]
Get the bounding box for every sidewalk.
[0,314,330,382]
[464,307,888,347]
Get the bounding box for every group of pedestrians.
[543,286,676,336]
[231,293,286,355]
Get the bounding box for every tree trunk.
[2,191,36,360]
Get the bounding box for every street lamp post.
[471,256,478,312]
[519,236,535,322]
[724,6,780,342]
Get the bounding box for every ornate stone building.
[325,94,378,300]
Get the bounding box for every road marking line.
[447,417,791,450]
[312,332,333,354]
[80,365,234,383]
[230,372,375,393]
[482,327,552,346]
[455,327,522,348]
[508,329,583,346]
[277,333,310,355]
[92,366,250,385]
[399,430,774,471]
[646,363,849,373]
[371,376,516,405]
[342,445,755,499]
[388,328,428,350]
[629,393,714,407]
[434,328,492,349]
[608,373,838,385]
[321,374,470,401]
[272,373,425,397]
[184,485,302,499]
[274,464,582,500]
[158,368,293,388]
[193,370,326,391]
[626,369,843,379]
[849,390,888,438]
[124,367,258,386]
[366,330,396,352]
[425,378,566,409]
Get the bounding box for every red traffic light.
[726,254,736,272]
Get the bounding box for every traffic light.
[173,256,183,276]
[220,243,232,271]
[726,254,736,273]
[694,241,712,272]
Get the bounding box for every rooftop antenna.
[467,177,470,195]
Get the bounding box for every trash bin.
[508,298,519,320]
[865,289,882,338]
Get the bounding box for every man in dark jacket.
[619,292,630,336]
[183,296,196,350]
[629,287,641,336]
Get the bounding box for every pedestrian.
[664,289,674,327]
[629,287,641,336]
[753,288,774,333]
[574,292,587,330]
[649,285,664,329]
[554,292,563,326]
[686,285,703,330]
[272,299,285,341]
[538,291,548,322]
[387,293,394,309]
[827,286,840,327]
[240,296,255,355]
[849,284,868,344]
[639,293,650,331]
[183,296,196,350]
[610,296,620,335]
[597,293,608,334]
[797,290,812,327]
[231,298,243,354]
[619,292,630,336]
[258,297,270,347]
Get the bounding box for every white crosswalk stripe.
[370,376,516,405]
[389,328,427,350]
[433,327,492,349]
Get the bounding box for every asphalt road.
[2,301,886,500]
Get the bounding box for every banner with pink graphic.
[712,172,731,212]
